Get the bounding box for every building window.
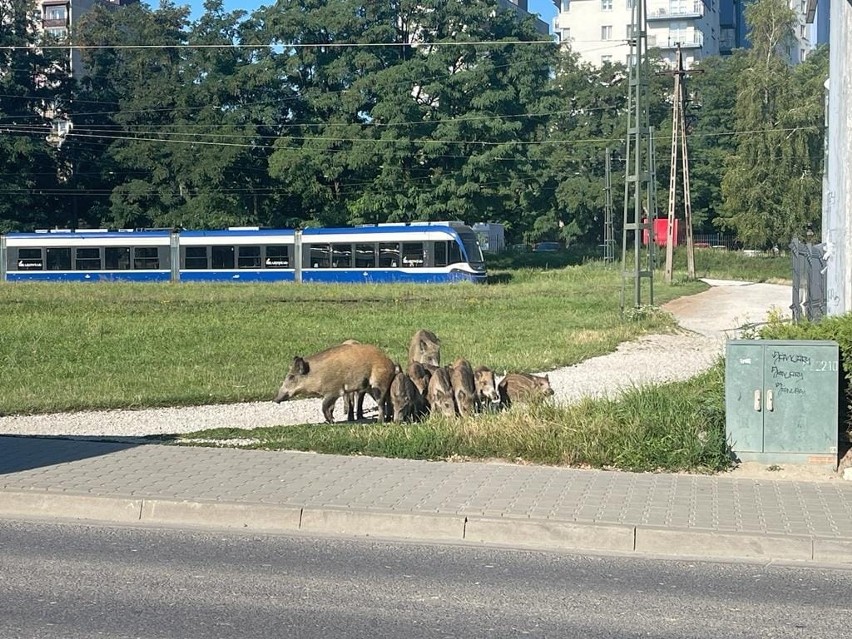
[601,25,613,40]
[601,54,613,64]
[45,27,67,39]
[601,0,613,9]
[44,6,67,21]
[626,24,635,39]
[626,0,635,8]
[562,0,570,11]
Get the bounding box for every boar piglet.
[497,373,554,409]
[390,372,427,422]
[427,366,457,418]
[474,366,500,410]
[406,361,433,399]
[274,342,395,423]
[408,329,441,367]
[449,358,476,417]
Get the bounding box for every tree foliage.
[716,0,826,247]
[0,0,828,248]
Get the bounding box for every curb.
[2,489,850,564]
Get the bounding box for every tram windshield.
[456,228,485,270]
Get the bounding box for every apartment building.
[37,0,135,77]
[552,0,827,69]
[497,0,551,35]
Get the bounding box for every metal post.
[604,148,615,262]
[169,231,180,283]
[620,0,652,311]
[294,229,303,283]
[823,0,852,315]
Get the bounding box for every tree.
[0,0,74,231]
[716,0,825,247]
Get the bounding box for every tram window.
[354,243,375,268]
[75,247,102,271]
[184,246,208,269]
[46,247,71,271]
[434,241,447,267]
[212,245,235,269]
[134,247,160,270]
[401,242,424,267]
[332,244,352,268]
[309,244,331,268]
[379,242,400,268]
[16,248,43,270]
[105,247,131,270]
[238,246,261,269]
[265,245,289,268]
[449,240,463,265]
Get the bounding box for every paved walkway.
[2,436,852,562]
[3,280,852,563]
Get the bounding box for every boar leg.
[321,395,337,423]
[343,391,366,421]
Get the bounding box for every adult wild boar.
[473,366,500,409]
[427,366,457,418]
[390,371,427,422]
[449,358,476,417]
[408,329,441,367]
[497,373,554,409]
[273,342,395,423]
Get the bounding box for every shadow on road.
[0,435,148,475]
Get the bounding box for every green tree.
[0,0,73,231]
[716,0,825,247]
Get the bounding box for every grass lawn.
[0,261,709,414]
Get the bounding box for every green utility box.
[725,340,839,465]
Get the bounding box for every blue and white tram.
[0,222,487,284]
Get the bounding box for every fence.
[790,238,827,323]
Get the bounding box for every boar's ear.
[544,375,550,382]
[293,357,310,375]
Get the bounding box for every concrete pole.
[823,0,852,316]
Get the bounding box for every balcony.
[42,19,68,28]
[646,2,705,20]
[659,32,705,48]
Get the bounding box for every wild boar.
[390,371,427,422]
[449,358,476,417]
[406,361,433,398]
[427,366,457,418]
[473,366,500,409]
[273,342,396,423]
[408,329,441,367]
[497,373,555,409]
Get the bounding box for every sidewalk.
[3,435,852,563]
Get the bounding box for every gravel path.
[0,280,792,439]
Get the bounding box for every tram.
[0,222,487,284]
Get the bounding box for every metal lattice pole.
[604,148,615,262]
[620,0,653,311]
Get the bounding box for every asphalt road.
[1,519,850,639]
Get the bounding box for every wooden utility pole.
[663,45,696,284]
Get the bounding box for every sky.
[184,0,560,29]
